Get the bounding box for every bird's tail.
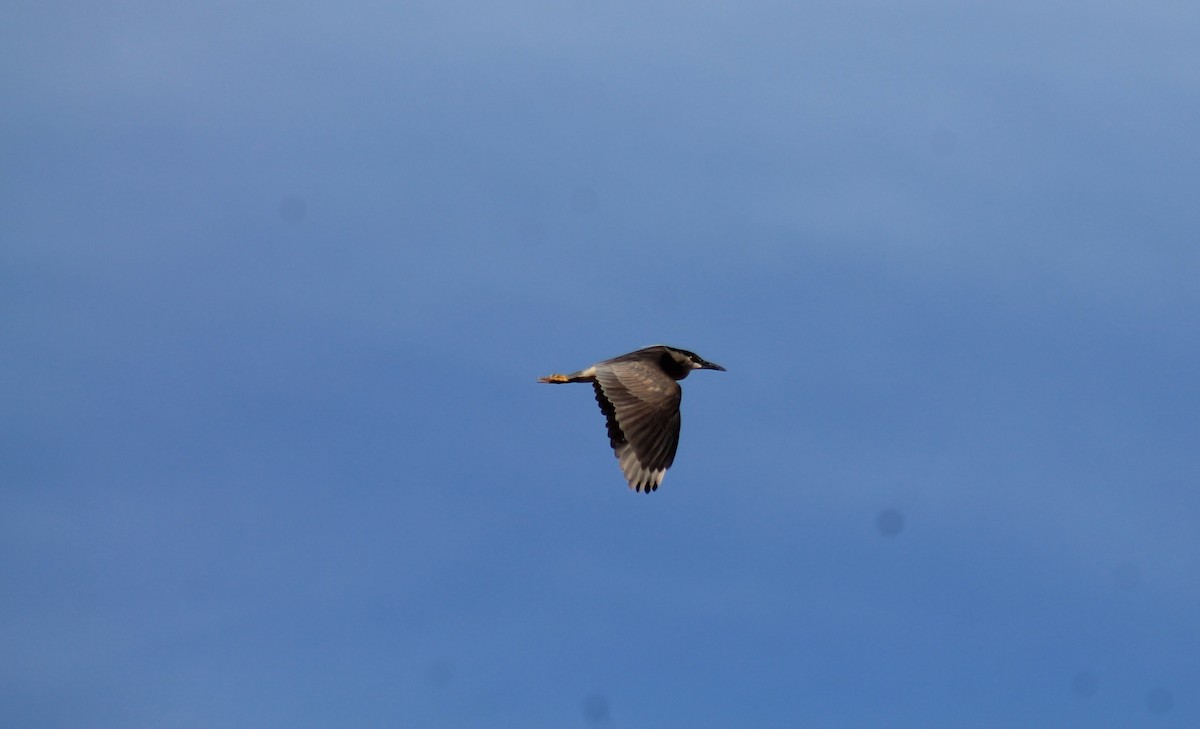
[537,367,596,384]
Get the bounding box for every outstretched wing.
[592,359,682,492]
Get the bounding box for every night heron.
[538,345,725,493]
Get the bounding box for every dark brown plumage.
[538,346,725,492]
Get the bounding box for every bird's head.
[662,346,726,378]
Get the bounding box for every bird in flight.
[539,345,725,493]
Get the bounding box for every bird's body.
[539,345,725,493]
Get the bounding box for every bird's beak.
[699,360,726,371]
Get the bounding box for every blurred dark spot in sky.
[930,127,958,156]
[569,185,598,215]
[1113,562,1142,591]
[279,194,307,223]
[582,692,610,724]
[1071,670,1098,698]
[424,659,455,690]
[1146,687,1173,714]
[876,508,904,537]
[515,215,546,244]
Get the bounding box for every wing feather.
[591,359,682,492]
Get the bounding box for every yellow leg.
[538,374,570,383]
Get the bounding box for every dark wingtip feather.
[592,381,626,449]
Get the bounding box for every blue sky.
[3,2,1198,727]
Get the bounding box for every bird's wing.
[592,359,682,492]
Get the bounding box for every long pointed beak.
[700,360,726,371]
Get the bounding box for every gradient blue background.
[3,2,1198,727]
